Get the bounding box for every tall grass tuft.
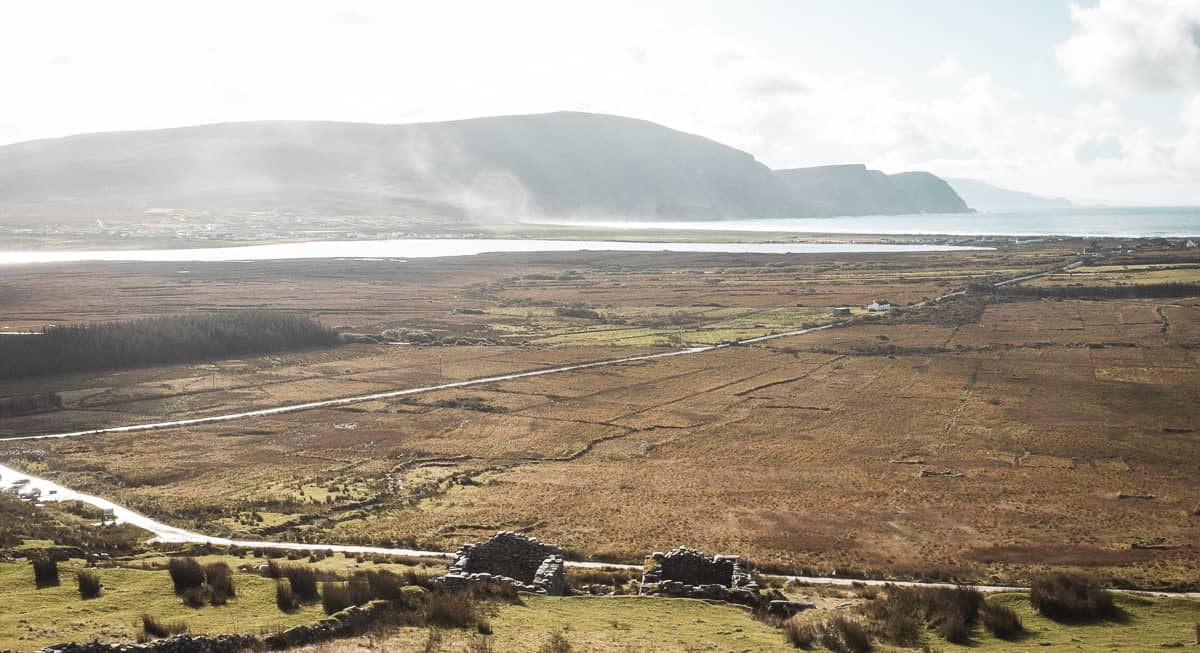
[537,631,573,653]
[981,601,1023,639]
[818,615,871,653]
[141,614,187,639]
[321,581,353,615]
[783,616,817,648]
[1030,574,1119,622]
[204,562,236,605]
[425,591,478,629]
[76,569,102,599]
[167,557,205,593]
[32,556,60,588]
[275,580,300,612]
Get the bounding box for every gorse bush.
[167,558,205,593]
[32,556,59,588]
[76,570,102,599]
[1030,574,1119,621]
[0,310,338,380]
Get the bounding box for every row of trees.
[0,310,338,380]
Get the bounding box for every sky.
[1,0,1199,205]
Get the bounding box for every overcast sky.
[2,0,1199,204]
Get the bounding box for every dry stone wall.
[439,531,566,595]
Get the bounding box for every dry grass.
[4,247,1200,589]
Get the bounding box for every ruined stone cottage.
[639,546,760,605]
[439,531,566,595]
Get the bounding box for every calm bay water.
[531,206,1200,238]
[0,238,987,265]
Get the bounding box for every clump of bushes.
[268,561,320,603]
[141,614,187,639]
[859,585,982,646]
[167,558,206,593]
[816,615,872,653]
[32,556,60,588]
[1030,573,1119,621]
[783,617,817,648]
[321,581,359,615]
[554,304,601,320]
[76,570,102,599]
[167,557,236,606]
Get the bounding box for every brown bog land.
[1,245,1197,589]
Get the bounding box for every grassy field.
[3,555,1198,651]
[2,245,1198,593]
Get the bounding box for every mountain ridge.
[0,112,972,222]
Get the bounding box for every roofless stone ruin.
[439,531,566,595]
[639,546,761,605]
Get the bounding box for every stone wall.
[25,634,255,653]
[640,546,761,606]
[439,531,566,595]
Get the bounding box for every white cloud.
[930,55,963,78]
[1057,0,1200,92]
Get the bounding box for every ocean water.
[0,238,988,265]
[529,206,1200,238]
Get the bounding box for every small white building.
[1187,239,1197,248]
[866,299,891,312]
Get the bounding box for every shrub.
[403,568,440,591]
[425,591,478,629]
[859,585,981,646]
[167,558,205,593]
[1030,574,1119,621]
[363,569,410,600]
[271,562,319,602]
[537,631,572,653]
[205,562,235,605]
[76,570,102,599]
[783,617,816,648]
[819,616,871,653]
[181,586,208,608]
[275,580,300,612]
[141,614,188,639]
[322,582,353,615]
[32,556,60,588]
[981,601,1023,640]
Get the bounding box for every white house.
[866,299,891,312]
[1187,239,1197,248]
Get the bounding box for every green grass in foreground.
[3,559,1199,651]
[0,561,323,650]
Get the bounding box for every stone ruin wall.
[439,531,566,596]
[639,546,761,606]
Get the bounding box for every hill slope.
[0,112,969,222]
[775,164,970,216]
[946,177,1072,209]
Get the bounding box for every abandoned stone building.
[439,531,566,595]
[639,546,761,605]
